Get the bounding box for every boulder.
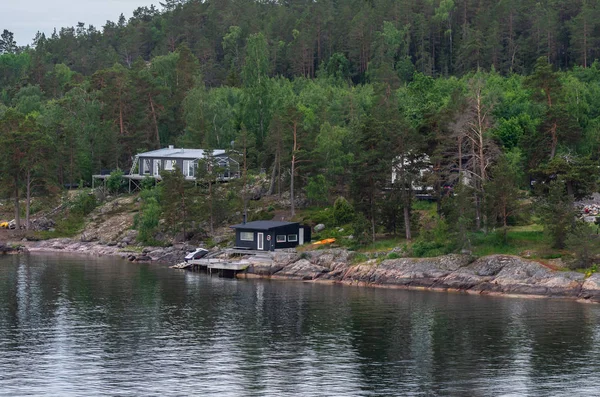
[314,224,325,232]
[274,259,329,280]
[580,273,600,301]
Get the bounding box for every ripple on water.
[1,255,600,396]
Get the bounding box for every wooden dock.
[171,257,250,277]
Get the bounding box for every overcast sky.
[2,0,160,46]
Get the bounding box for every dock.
[171,257,250,277]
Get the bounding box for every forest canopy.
[0,0,599,251]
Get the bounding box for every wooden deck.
[172,258,250,272]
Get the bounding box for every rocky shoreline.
[5,239,600,303]
[241,249,600,303]
[9,238,190,264]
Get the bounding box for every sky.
[1,0,160,46]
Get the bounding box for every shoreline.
[6,238,600,304]
[5,238,189,264]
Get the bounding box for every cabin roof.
[230,220,299,230]
[137,148,226,159]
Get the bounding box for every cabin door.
[299,228,304,245]
[257,233,264,250]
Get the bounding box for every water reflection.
[1,254,600,396]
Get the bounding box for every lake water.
[1,254,600,396]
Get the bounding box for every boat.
[184,248,209,262]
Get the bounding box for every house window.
[288,234,298,242]
[153,160,162,176]
[165,160,176,171]
[240,232,254,241]
[188,161,198,178]
[276,235,286,243]
[143,159,151,174]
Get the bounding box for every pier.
[171,257,251,277]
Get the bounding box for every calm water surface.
[1,254,600,396]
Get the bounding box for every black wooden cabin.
[230,221,311,251]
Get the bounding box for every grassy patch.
[412,200,437,212]
[387,252,402,259]
[470,229,554,257]
[357,238,403,253]
[37,213,86,239]
[296,206,334,225]
[350,252,370,265]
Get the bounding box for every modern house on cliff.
[93,146,240,191]
[230,221,311,251]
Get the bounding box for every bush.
[136,197,161,245]
[351,212,371,245]
[136,189,162,245]
[141,176,155,190]
[387,252,401,259]
[333,196,355,226]
[71,191,98,216]
[536,179,576,249]
[106,169,124,194]
[566,222,597,269]
[411,240,450,257]
[410,216,454,257]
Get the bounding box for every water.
[1,254,600,396]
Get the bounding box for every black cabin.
[230,221,311,251]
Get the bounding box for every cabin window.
[165,160,176,171]
[153,160,162,176]
[188,161,198,177]
[240,232,254,241]
[143,159,151,174]
[276,235,286,243]
[288,234,298,242]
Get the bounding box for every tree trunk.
[149,94,160,149]
[583,18,588,68]
[404,205,412,241]
[549,122,558,159]
[502,201,508,243]
[209,179,214,234]
[267,152,277,196]
[290,121,297,217]
[277,150,282,198]
[242,140,248,217]
[181,186,186,237]
[26,171,31,230]
[14,175,20,230]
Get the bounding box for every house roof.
[230,220,299,230]
[137,147,226,159]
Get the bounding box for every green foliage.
[387,252,401,259]
[141,176,155,190]
[306,174,329,205]
[300,207,334,226]
[46,214,86,237]
[333,196,355,226]
[350,252,370,265]
[350,212,371,246]
[410,216,454,257]
[566,222,598,269]
[136,189,162,245]
[536,179,577,249]
[106,169,124,194]
[70,191,98,216]
[4,2,600,254]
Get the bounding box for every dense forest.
[1,0,600,256]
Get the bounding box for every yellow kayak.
[313,238,336,245]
